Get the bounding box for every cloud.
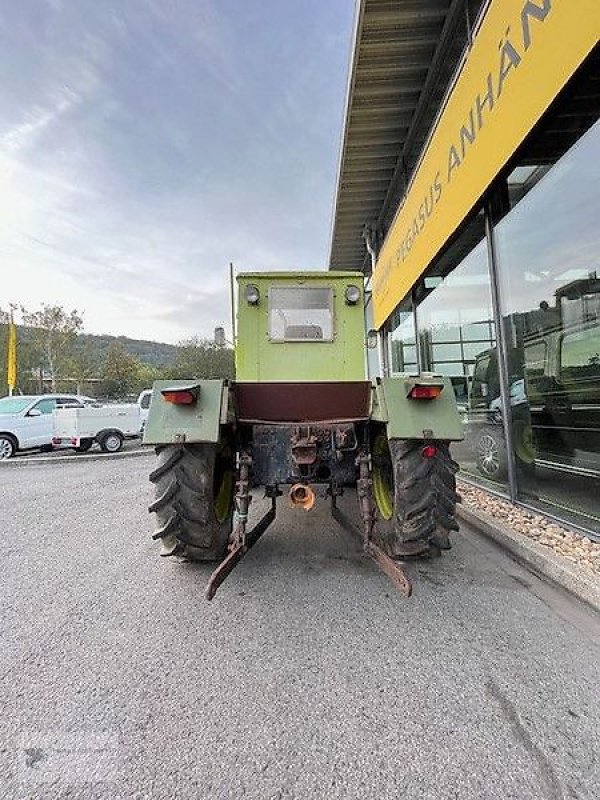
[1,88,80,153]
[0,0,354,344]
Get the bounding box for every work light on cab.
[245,284,260,305]
[345,284,361,305]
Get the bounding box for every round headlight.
[345,284,361,305]
[245,284,260,305]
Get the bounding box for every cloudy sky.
[0,0,354,343]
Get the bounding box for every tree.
[172,337,234,380]
[134,362,164,394]
[100,342,143,399]
[21,305,83,392]
[65,341,101,395]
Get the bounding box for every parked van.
[137,389,152,436]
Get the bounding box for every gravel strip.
[458,481,600,578]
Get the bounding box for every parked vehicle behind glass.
[468,319,600,480]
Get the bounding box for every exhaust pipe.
[289,483,315,511]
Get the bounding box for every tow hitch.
[206,454,279,600]
[206,448,412,601]
[331,449,412,598]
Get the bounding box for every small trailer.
[52,405,142,453]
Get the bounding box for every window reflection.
[389,300,417,374]
[495,119,600,531]
[384,52,600,533]
[412,212,507,491]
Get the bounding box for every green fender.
[142,379,233,445]
[370,375,464,441]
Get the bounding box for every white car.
[0,394,97,459]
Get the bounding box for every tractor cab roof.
[236,270,364,281]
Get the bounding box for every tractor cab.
[235,272,367,382]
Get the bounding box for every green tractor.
[143,271,463,598]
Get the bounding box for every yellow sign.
[373,0,600,328]
[7,314,17,392]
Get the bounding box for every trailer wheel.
[372,433,459,557]
[148,442,235,561]
[99,431,123,453]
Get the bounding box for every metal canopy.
[329,0,485,273]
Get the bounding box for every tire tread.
[376,438,458,557]
[148,443,233,561]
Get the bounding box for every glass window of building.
[494,117,600,533]
[411,209,509,492]
[388,298,417,374]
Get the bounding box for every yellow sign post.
[373,0,600,328]
[7,312,17,396]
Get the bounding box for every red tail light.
[162,389,198,405]
[421,444,438,459]
[408,385,443,400]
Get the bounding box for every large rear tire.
[149,442,234,561]
[372,434,459,557]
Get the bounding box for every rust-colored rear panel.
[234,381,371,423]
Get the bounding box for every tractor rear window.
[269,287,334,341]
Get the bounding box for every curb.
[457,504,600,613]
[2,448,154,467]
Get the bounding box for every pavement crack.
[485,678,564,800]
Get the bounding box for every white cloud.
[1,89,80,153]
[0,0,353,345]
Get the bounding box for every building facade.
[330,0,600,534]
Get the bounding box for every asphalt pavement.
[0,456,598,799]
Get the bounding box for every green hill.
[71,333,178,368]
[0,322,232,397]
